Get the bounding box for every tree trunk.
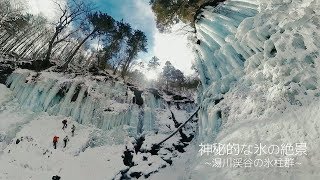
[18,31,45,59]
[0,34,12,47]
[61,29,98,71]
[156,107,200,146]
[44,30,59,62]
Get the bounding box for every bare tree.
[43,0,92,67]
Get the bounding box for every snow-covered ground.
[3,0,320,179]
[0,84,127,179]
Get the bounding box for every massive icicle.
[194,0,260,140]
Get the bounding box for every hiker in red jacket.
[62,119,67,130]
[53,136,59,149]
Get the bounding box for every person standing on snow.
[63,136,69,148]
[71,125,76,137]
[62,119,68,130]
[53,136,59,149]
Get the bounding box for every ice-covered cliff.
[192,0,320,179]
[4,69,195,134]
[0,68,198,179]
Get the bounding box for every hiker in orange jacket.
[53,136,59,149]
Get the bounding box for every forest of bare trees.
[0,0,147,77]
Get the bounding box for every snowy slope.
[0,113,126,180]
[0,83,127,179]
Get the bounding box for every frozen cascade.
[194,0,260,140]
[5,70,195,136]
[189,0,320,179]
[194,0,320,141]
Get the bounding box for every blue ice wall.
[5,71,196,137]
[194,0,260,140]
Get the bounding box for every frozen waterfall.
[5,70,194,135]
[194,0,320,140]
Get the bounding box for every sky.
[26,0,195,78]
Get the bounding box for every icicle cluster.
[194,0,320,140]
[5,70,174,134]
[194,0,259,89]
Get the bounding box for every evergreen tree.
[162,61,175,90]
[161,61,186,91]
[147,56,160,70]
[104,20,132,74]
[150,0,208,32]
[150,0,225,32]
[61,12,117,70]
[121,30,148,78]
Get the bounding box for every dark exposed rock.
[115,109,198,179]
[176,103,181,110]
[117,168,130,180]
[270,47,277,58]
[126,82,134,87]
[172,95,187,101]
[25,73,40,84]
[173,143,186,153]
[134,136,145,154]
[84,90,88,98]
[217,110,222,119]
[214,97,224,105]
[71,84,82,102]
[149,144,160,155]
[148,88,161,99]
[164,90,174,96]
[88,66,100,75]
[19,59,55,71]
[144,170,159,179]
[0,63,14,84]
[171,111,181,128]
[130,172,142,179]
[129,87,143,106]
[122,146,134,167]
[56,83,70,98]
[162,158,172,165]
